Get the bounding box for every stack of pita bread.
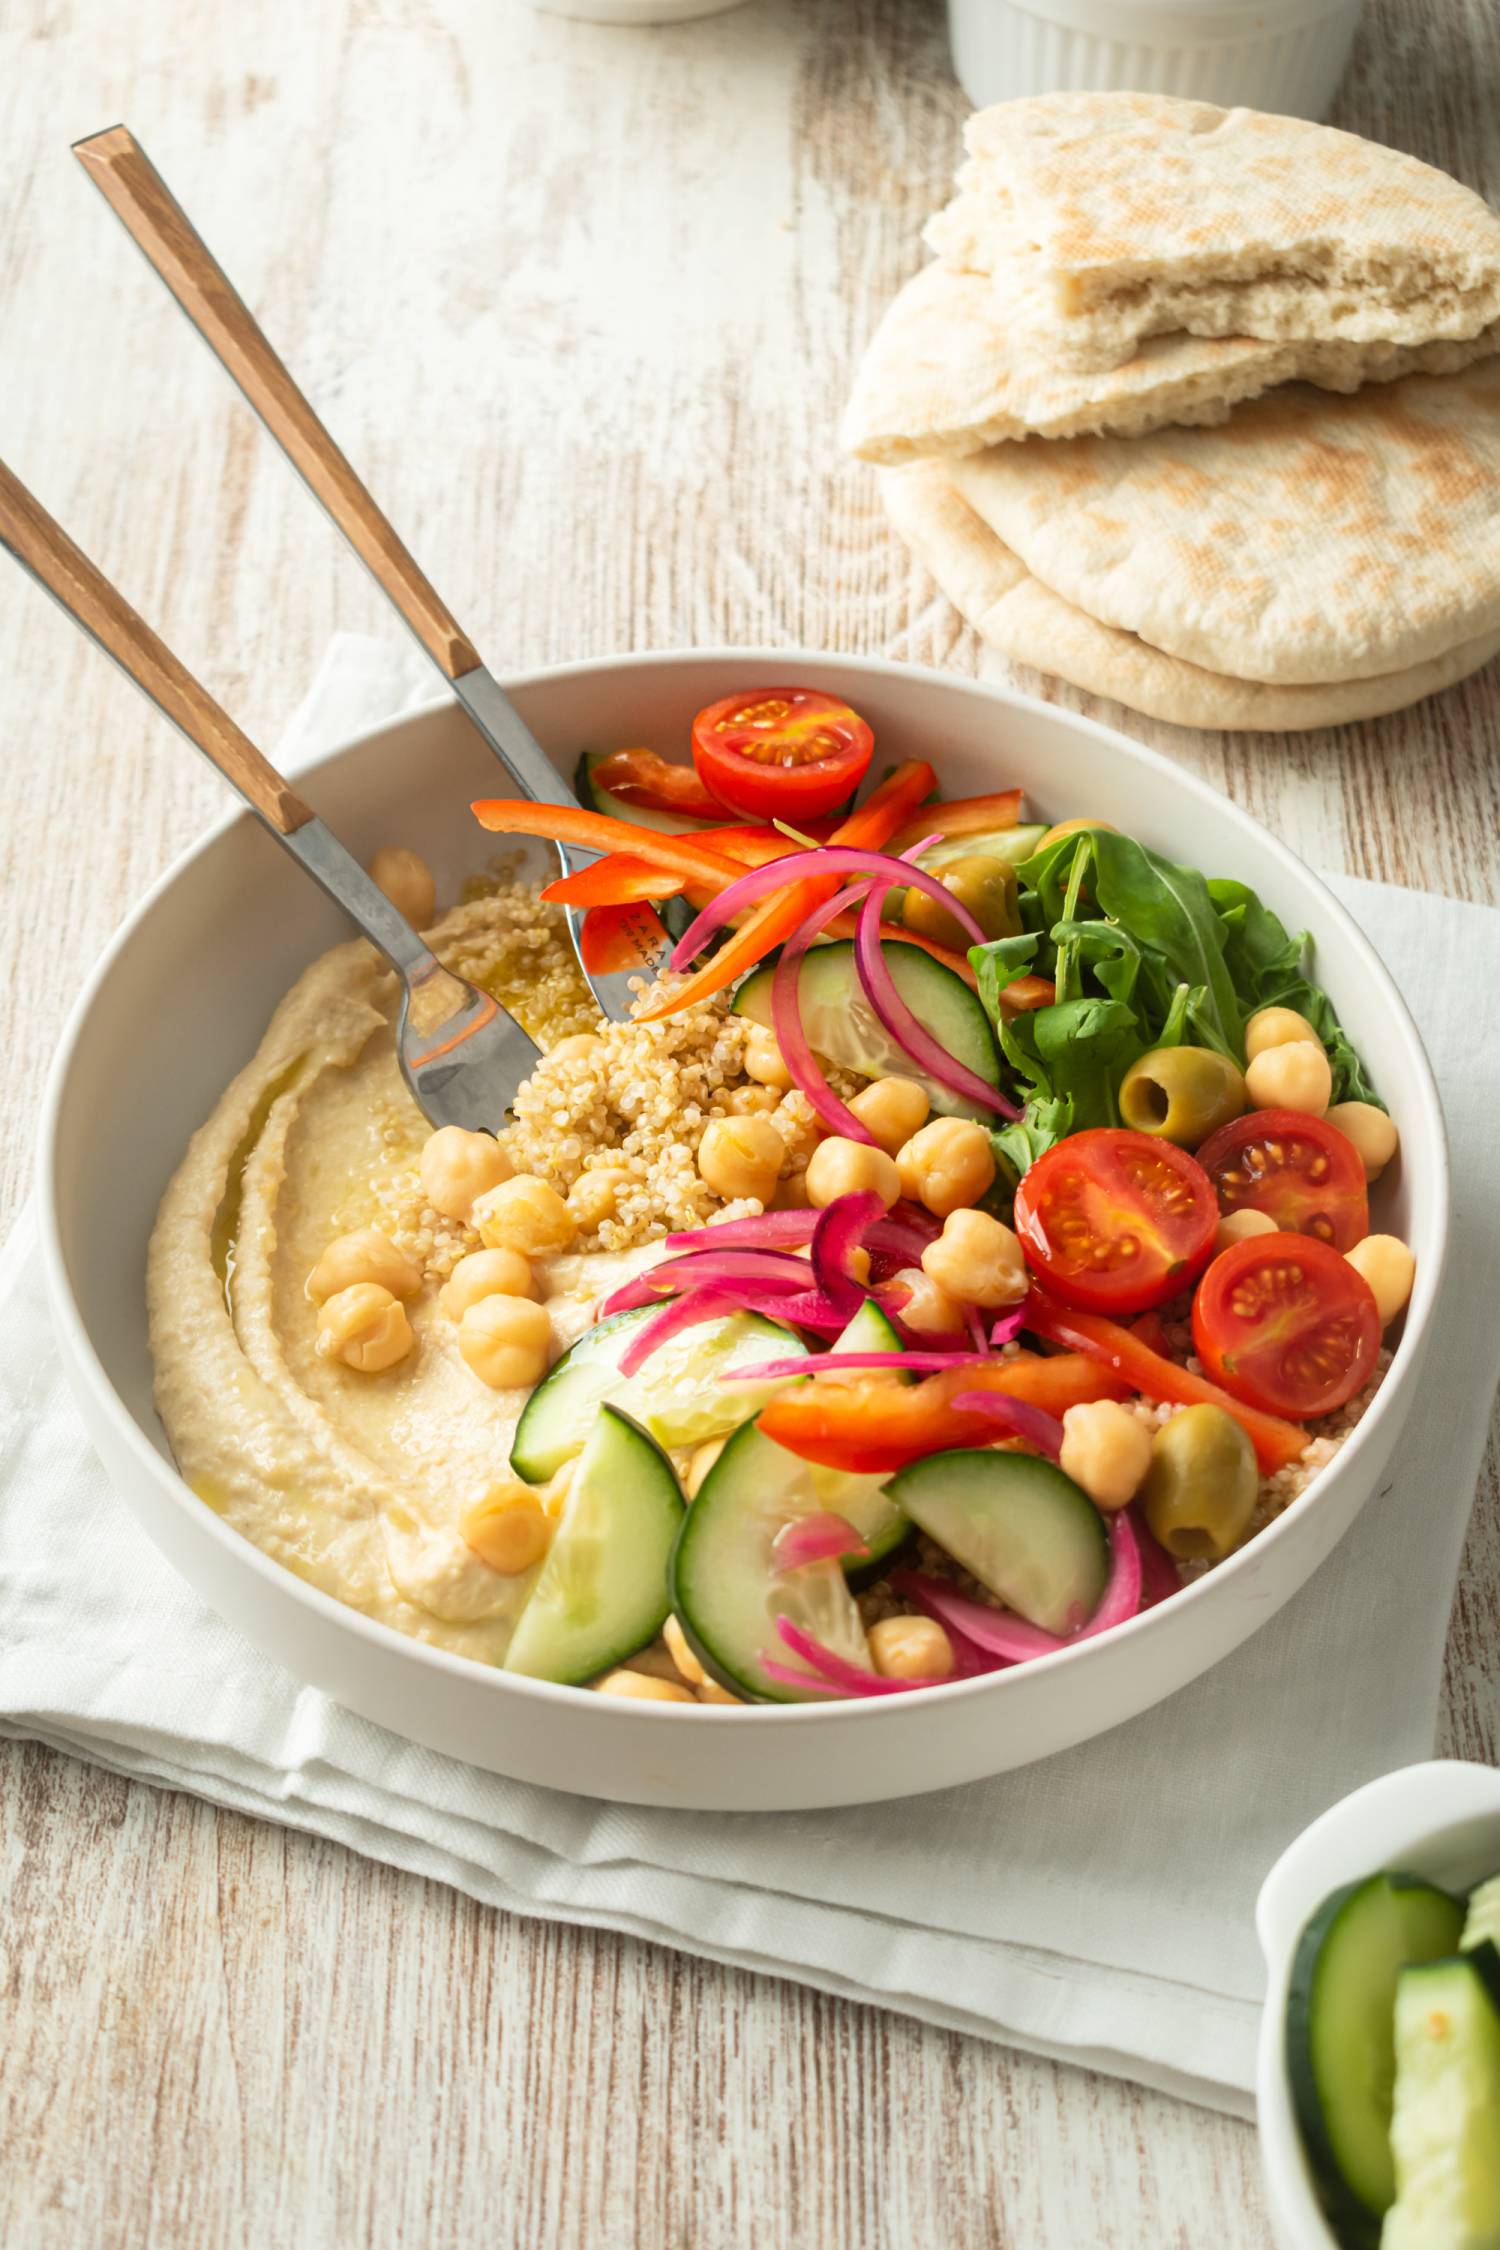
[844,92,1500,730]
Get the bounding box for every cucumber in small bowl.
[1384,1942,1500,2250]
[668,1301,910,1702]
[732,938,1001,1121]
[504,1405,684,1685]
[1286,1871,1467,2244]
[884,1449,1110,1636]
[510,1304,806,1484]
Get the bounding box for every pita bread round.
[880,460,1500,733]
[963,94,1500,373]
[944,359,1500,684]
[842,261,1500,463]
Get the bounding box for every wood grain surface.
[1,1,1496,2244]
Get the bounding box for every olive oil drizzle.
[209,1055,307,1319]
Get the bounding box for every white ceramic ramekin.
[1256,1760,1500,2250]
[946,0,1365,122]
[39,650,1447,1812]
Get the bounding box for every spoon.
[73,124,674,1024]
[0,459,540,1133]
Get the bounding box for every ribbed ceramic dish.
[39,650,1446,1810]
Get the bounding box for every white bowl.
[945,0,1365,123]
[1256,1759,1500,2250]
[38,650,1448,1811]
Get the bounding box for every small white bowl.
[39,650,1448,1811]
[1256,1759,1500,2250]
[946,0,1365,123]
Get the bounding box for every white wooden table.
[2,1,1496,2242]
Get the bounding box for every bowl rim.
[35,644,1452,1729]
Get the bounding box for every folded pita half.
[943,357,1500,684]
[842,260,1500,462]
[957,93,1500,374]
[880,460,1500,733]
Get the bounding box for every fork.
[0,459,540,1134]
[73,123,674,1025]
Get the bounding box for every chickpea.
[315,1282,413,1373]
[663,1614,706,1687]
[868,1615,955,1681]
[890,1265,965,1338]
[1214,1207,1278,1257]
[541,1459,575,1521]
[1326,1101,1399,1181]
[804,1135,901,1211]
[848,1075,930,1157]
[420,1126,513,1223]
[1346,1234,1414,1327]
[697,1677,742,1705]
[696,1114,783,1204]
[439,1247,535,1321]
[729,1083,781,1116]
[595,1670,696,1704]
[684,1437,726,1498]
[895,1116,996,1218]
[548,1032,604,1066]
[743,1024,794,1090]
[771,1171,812,1211]
[306,1227,421,1306]
[566,1167,633,1231]
[457,1294,552,1390]
[472,1175,577,1257]
[1059,1401,1153,1512]
[460,1486,551,1575]
[368,845,436,929]
[1245,1040,1332,1117]
[921,1208,1027,1308]
[1245,1005,1320,1061]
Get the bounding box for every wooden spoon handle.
[75,124,480,682]
[0,458,313,834]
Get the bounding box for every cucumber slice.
[504,1406,684,1684]
[669,1420,875,1701]
[510,1305,806,1484]
[884,1449,1109,1634]
[666,1299,910,1701]
[575,749,710,835]
[918,825,1047,874]
[1384,1947,1500,2250]
[1286,1872,1466,2239]
[1463,1874,1500,1956]
[732,939,1001,1121]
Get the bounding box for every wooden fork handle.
[0,459,313,834]
[75,125,480,682]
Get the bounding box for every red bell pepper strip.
[888,789,1024,855]
[577,904,660,976]
[470,800,750,892]
[996,974,1056,1015]
[632,759,938,1023]
[755,1353,1130,1475]
[589,749,725,819]
[541,857,686,907]
[1023,1295,1306,1473]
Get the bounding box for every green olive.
[903,854,1022,949]
[1141,1404,1258,1563]
[1118,1045,1247,1148]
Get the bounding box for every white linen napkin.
[4,634,1498,2118]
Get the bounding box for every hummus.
[147,903,655,1668]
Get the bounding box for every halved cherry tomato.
[1196,1109,1369,1252]
[1191,1233,1380,1419]
[690,688,874,821]
[589,748,725,819]
[755,1353,1129,1475]
[1012,1128,1219,1316]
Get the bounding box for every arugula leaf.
[1208,880,1384,1107]
[1000,995,1145,1129]
[969,932,1043,1025]
[988,1112,1067,1188]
